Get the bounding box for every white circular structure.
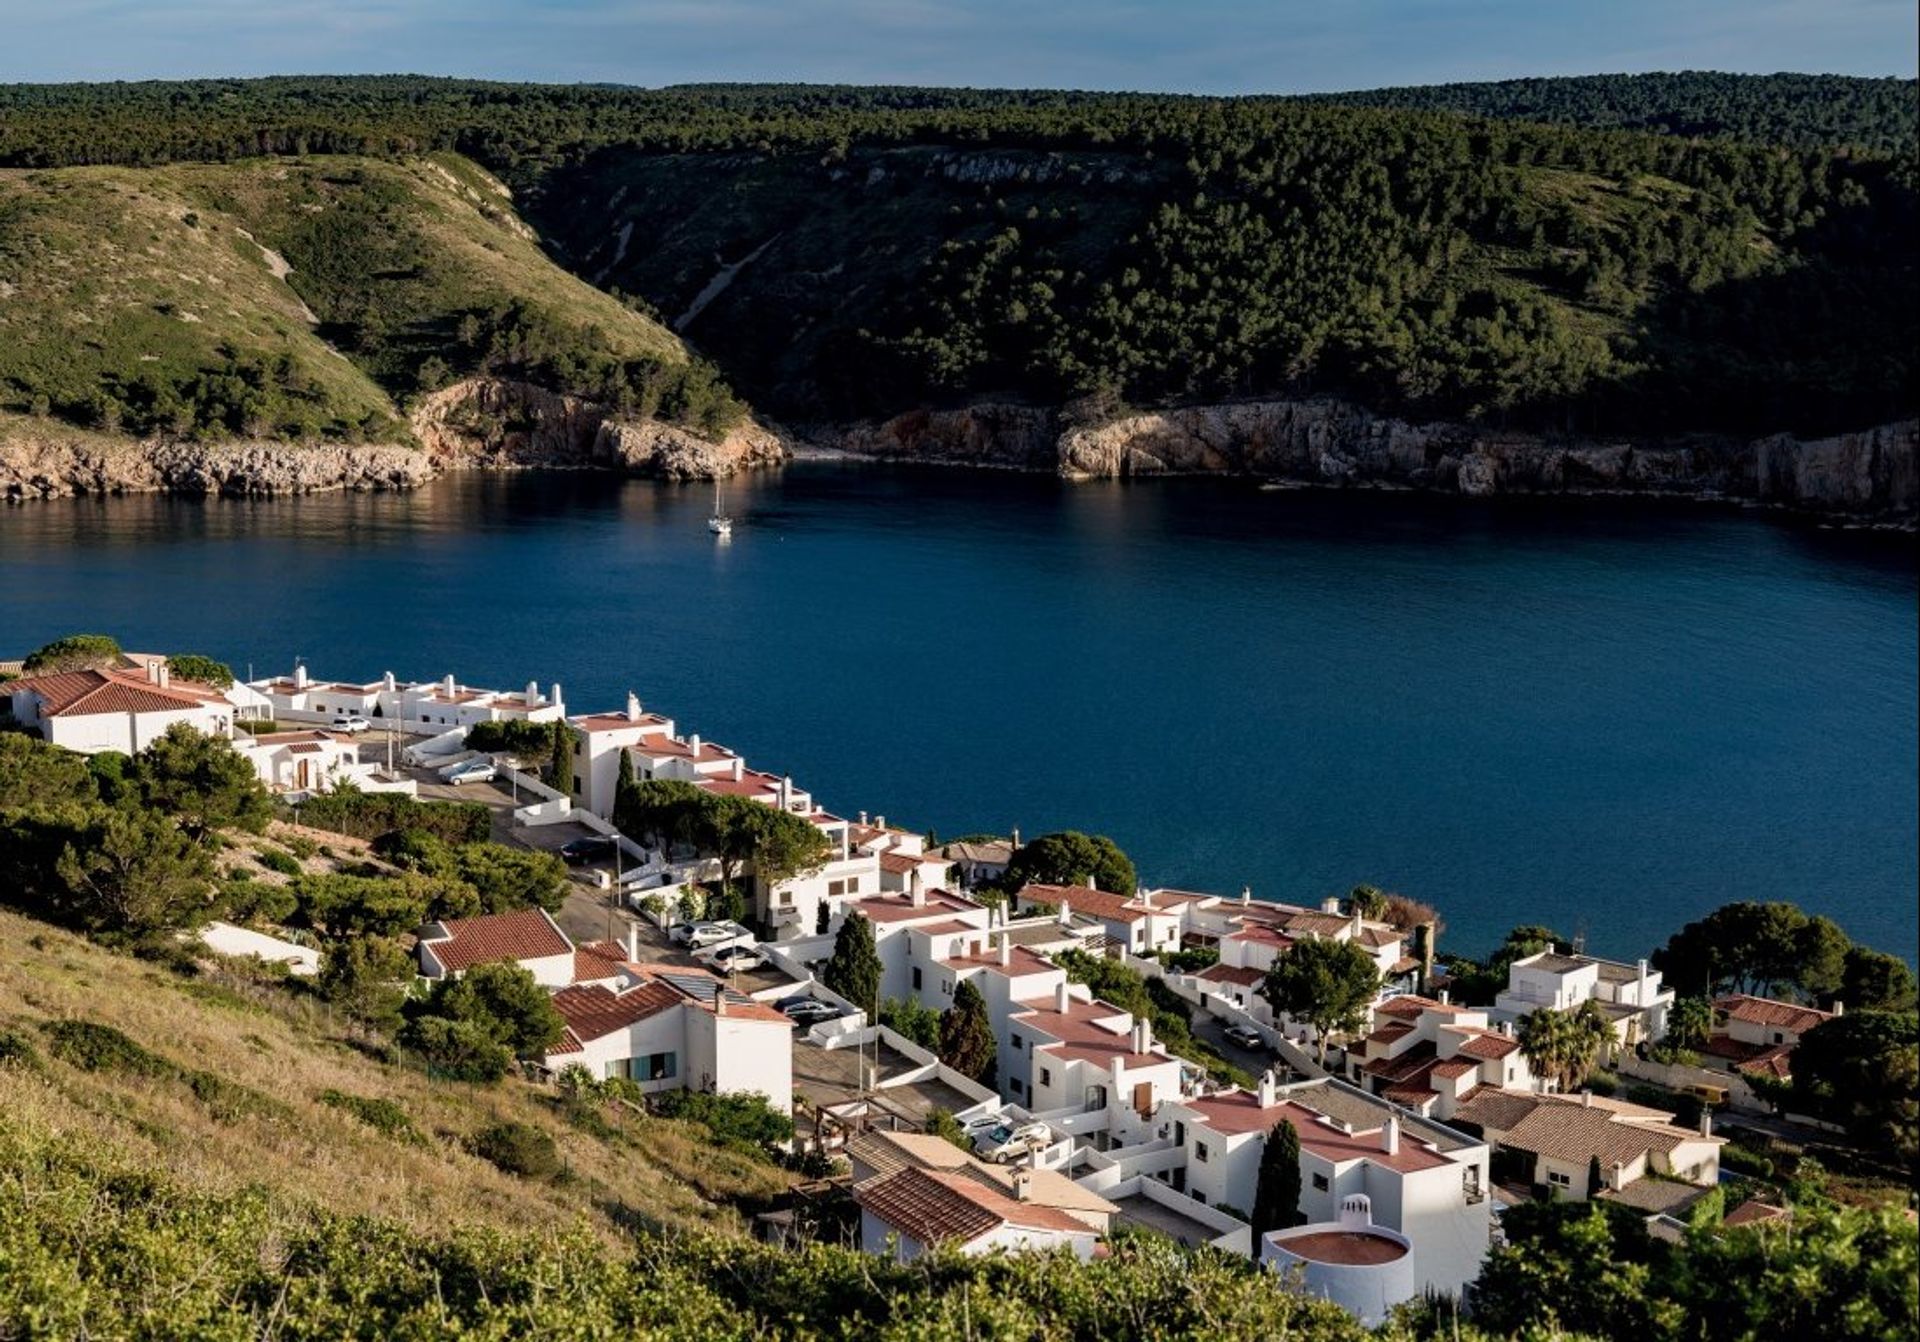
[1260,1195,1417,1327]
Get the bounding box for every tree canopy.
[1005,831,1136,896]
[1260,938,1380,1066]
[938,979,996,1086]
[1252,1118,1303,1237]
[822,912,881,1015]
[21,634,122,674]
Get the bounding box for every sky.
[0,0,1913,90]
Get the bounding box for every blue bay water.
[2,465,1913,964]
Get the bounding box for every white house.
[1262,1194,1419,1328]
[415,908,576,987]
[856,1165,1101,1262]
[545,955,794,1113]
[1013,883,1210,956]
[1351,998,1533,1119]
[229,729,415,797]
[1161,1074,1492,1297]
[930,838,1014,889]
[847,1129,1117,1233]
[6,663,234,754]
[1009,983,1186,1120]
[1452,1088,1722,1201]
[253,666,565,734]
[1492,952,1674,1047]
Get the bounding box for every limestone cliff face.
[0,420,432,500]
[827,399,1918,517]
[2,378,787,500]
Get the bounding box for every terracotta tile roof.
[1376,995,1467,1020]
[1196,963,1265,988]
[878,851,921,875]
[421,908,571,975]
[938,945,1059,979]
[934,840,1013,864]
[853,891,983,924]
[1432,1059,1479,1080]
[1449,1030,1520,1060]
[1354,925,1401,948]
[1011,996,1160,1069]
[1735,1043,1797,1081]
[1227,923,1296,950]
[1364,1042,1439,1085]
[1723,1199,1791,1229]
[1239,906,1352,938]
[1363,1020,1415,1050]
[572,941,632,982]
[1715,995,1833,1034]
[854,1166,1089,1246]
[1450,1089,1540,1135]
[548,981,684,1051]
[570,711,671,734]
[1017,883,1164,926]
[1499,1100,1718,1168]
[634,735,735,762]
[12,667,228,718]
[848,1130,974,1179]
[1272,1229,1409,1266]
[1182,1091,1453,1173]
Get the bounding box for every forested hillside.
[0,75,1914,451]
[0,154,742,441]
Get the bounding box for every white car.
[1223,1024,1266,1050]
[706,945,766,974]
[331,714,372,734]
[972,1121,1052,1163]
[441,758,497,785]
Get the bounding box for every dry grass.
[0,909,791,1245]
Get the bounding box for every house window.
[1039,1067,1052,1089]
[632,1052,677,1082]
[1547,1170,1572,1188]
[911,967,922,990]
[1195,1141,1209,1163]
[828,879,846,897]
[846,877,860,893]
[1009,1077,1024,1095]
[942,979,952,996]
[1311,1173,1329,1191]
[1772,1031,1784,1045]
[1010,1032,1023,1051]
[778,890,793,907]
[1193,1190,1207,1205]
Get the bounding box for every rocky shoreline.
[823,398,1919,521]
[6,382,1915,523]
[1,377,786,502]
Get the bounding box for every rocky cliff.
[1,379,786,501]
[826,399,1919,518]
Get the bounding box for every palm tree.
[1517,1002,1617,1092]
[1562,1000,1615,1091]
[1517,1006,1571,1092]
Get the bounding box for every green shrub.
[185,1070,290,1124]
[281,834,319,860]
[255,846,303,877]
[652,1090,793,1154]
[318,1089,423,1144]
[0,1026,42,1071]
[215,876,299,926]
[396,1016,512,1083]
[471,1121,562,1180]
[293,792,489,845]
[40,1019,173,1078]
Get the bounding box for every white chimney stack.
[910,871,926,908]
[1131,1018,1151,1054]
[1338,1194,1373,1229]
[1057,898,1071,927]
[876,815,886,830]
[1381,1116,1400,1156]
[1010,827,1021,850]
[1439,989,1450,1005]
[999,935,1011,968]
[1055,981,1071,1014]
[1011,1169,1034,1202]
[1139,887,1153,909]
[1699,1108,1712,1138]
[383,671,396,691]
[293,662,308,689]
[527,679,539,701]
[626,691,641,722]
[156,662,170,688]
[1241,885,1252,906]
[859,811,869,826]
[1582,1089,1594,1108]
[731,758,745,781]
[626,922,639,962]
[443,673,456,697]
[1258,1069,1277,1109]
[1832,1000,1844,1016]
[688,733,701,755]
[780,775,793,807]
[549,683,563,711]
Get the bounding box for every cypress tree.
[549,720,574,796]
[822,912,881,1018]
[938,980,997,1086]
[1252,1118,1302,1236]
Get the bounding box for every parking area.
[1191,1011,1292,1079]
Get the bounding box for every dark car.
[559,836,618,866]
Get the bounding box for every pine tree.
[1252,1118,1302,1236]
[938,980,996,1086]
[822,912,880,1018]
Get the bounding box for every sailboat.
[707,475,733,538]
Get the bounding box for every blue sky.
[1,0,1913,89]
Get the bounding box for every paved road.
[1190,1011,1296,1080]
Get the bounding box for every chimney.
[999,935,1011,968]
[156,662,171,688]
[715,990,727,1017]
[626,922,639,962]
[1055,981,1071,1014]
[626,691,641,722]
[1338,1195,1372,1230]
[1439,989,1450,1005]
[688,733,701,755]
[527,679,539,702]
[1832,1000,1844,1017]
[1321,896,1341,914]
[876,815,886,830]
[1381,1116,1400,1156]
[1611,1160,1625,1192]
[780,775,793,807]
[1581,1089,1594,1108]
[443,673,456,697]
[1698,1108,1712,1139]
[1241,885,1252,906]
[1057,899,1072,927]
[1258,1069,1277,1109]
[1350,909,1364,937]
[1011,1169,1034,1202]
[1131,1018,1151,1054]
[293,662,309,689]
[383,671,396,691]
[550,683,563,711]
[1010,827,1021,850]
[731,758,745,781]
[910,871,926,908]
[859,811,869,826]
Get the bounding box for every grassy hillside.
[0,153,735,442]
[0,907,787,1245]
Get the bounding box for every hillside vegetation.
[0,153,742,442]
[0,75,1913,451]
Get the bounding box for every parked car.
[779,998,840,1026]
[706,945,766,974]
[1223,1023,1266,1050]
[331,714,372,734]
[972,1121,1052,1163]
[441,758,497,786]
[559,836,618,867]
[678,921,745,950]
